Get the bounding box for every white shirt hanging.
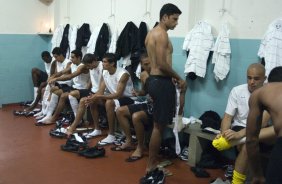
[212,23,231,82]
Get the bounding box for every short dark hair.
[268,66,282,82]
[82,53,98,64]
[160,3,182,21]
[71,50,82,59]
[41,51,51,58]
[52,47,63,56]
[103,53,117,67]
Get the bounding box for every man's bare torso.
[145,26,173,76]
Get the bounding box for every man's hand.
[222,129,243,141]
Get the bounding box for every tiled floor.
[0,104,224,184]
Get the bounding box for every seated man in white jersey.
[27,51,54,109]
[35,48,74,125]
[212,63,273,184]
[81,53,135,145]
[66,54,103,136]
[36,49,90,125]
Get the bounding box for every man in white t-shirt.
[68,53,134,146]
[215,63,270,184]
[25,51,55,111]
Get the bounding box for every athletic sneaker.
[224,165,233,178]
[140,168,165,184]
[85,130,102,139]
[98,134,116,146]
[179,146,189,161]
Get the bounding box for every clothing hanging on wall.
[135,21,149,79]
[108,26,119,53]
[75,23,91,51]
[258,17,282,77]
[59,24,70,58]
[69,25,79,55]
[212,23,231,82]
[183,21,214,79]
[51,25,64,51]
[115,21,138,61]
[94,23,110,60]
[86,25,102,54]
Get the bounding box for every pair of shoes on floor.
[78,146,106,158]
[97,134,116,146]
[84,129,102,139]
[140,168,165,184]
[191,166,210,178]
[49,127,67,138]
[61,134,88,152]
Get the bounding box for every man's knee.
[116,106,128,117]
[60,93,69,100]
[31,68,40,74]
[105,99,115,110]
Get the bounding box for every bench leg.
[187,135,210,166]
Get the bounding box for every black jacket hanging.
[59,24,70,57]
[94,23,110,61]
[115,21,138,60]
[75,23,91,51]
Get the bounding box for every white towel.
[212,23,231,82]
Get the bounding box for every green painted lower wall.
[0,34,51,106]
[171,37,261,118]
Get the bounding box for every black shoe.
[82,147,106,158]
[140,168,165,184]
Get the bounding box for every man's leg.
[37,89,62,123]
[67,97,88,135]
[232,144,247,184]
[47,92,69,123]
[116,106,133,148]
[146,122,165,172]
[69,90,80,117]
[131,111,147,158]
[105,99,116,136]
[85,99,103,138]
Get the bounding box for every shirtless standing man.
[140,3,186,184]
[247,66,282,184]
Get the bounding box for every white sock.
[69,95,79,117]
[46,94,59,117]
[34,87,38,100]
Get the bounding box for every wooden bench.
[168,123,216,166]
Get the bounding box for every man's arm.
[50,65,87,83]
[154,31,185,88]
[95,73,130,100]
[246,91,265,182]
[50,61,57,76]
[49,62,71,80]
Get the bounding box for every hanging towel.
[212,23,231,82]
[258,18,282,77]
[183,21,214,78]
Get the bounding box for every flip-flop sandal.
[125,156,143,162]
[157,160,173,168]
[110,146,135,152]
[97,141,112,146]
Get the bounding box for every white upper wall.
[53,0,188,37]
[1,0,282,39]
[190,0,282,38]
[0,0,52,34]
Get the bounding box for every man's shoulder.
[233,84,248,91]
